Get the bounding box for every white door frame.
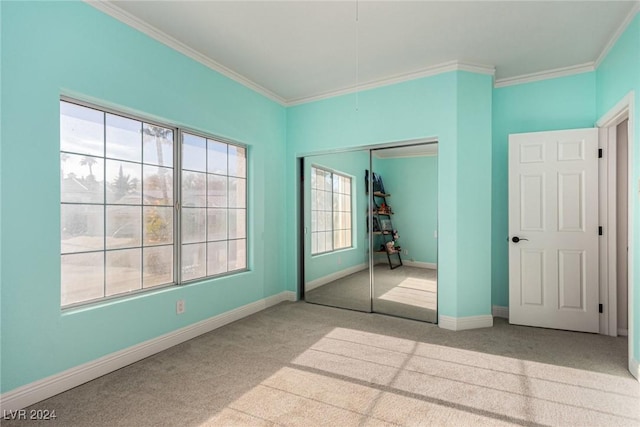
[596,91,635,378]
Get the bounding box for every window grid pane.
[310,167,352,255]
[333,174,352,251]
[61,100,176,307]
[61,100,247,307]
[181,133,247,282]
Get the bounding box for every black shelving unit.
[372,191,403,270]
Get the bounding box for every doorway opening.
[597,91,636,379]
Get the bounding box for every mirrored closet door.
[370,144,438,323]
[303,150,372,312]
[302,143,438,323]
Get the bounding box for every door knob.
[512,236,529,243]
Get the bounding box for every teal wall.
[3,0,637,398]
[374,155,438,264]
[596,14,640,362]
[491,72,597,307]
[456,72,493,316]
[491,13,639,363]
[286,71,493,318]
[0,2,286,393]
[303,151,369,283]
[286,72,456,317]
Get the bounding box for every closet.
[302,142,438,323]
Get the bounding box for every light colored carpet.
[306,265,437,323]
[7,302,638,427]
[373,266,437,323]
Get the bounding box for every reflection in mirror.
[371,143,438,323]
[303,151,371,312]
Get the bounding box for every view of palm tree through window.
[60,100,247,307]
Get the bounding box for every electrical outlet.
[337,256,342,265]
[403,249,409,255]
[176,299,185,315]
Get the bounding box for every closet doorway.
[301,142,438,323]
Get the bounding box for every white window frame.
[60,97,248,308]
[179,130,248,283]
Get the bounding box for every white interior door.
[509,128,599,333]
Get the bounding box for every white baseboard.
[305,263,368,291]
[631,358,639,381]
[438,314,493,331]
[492,305,509,319]
[0,291,296,412]
[618,328,629,336]
[402,261,437,269]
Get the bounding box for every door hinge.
[599,226,603,235]
[599,304,603,313]
[598,148,603,158]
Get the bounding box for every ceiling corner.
[83,0,287,106]
[594,2,640,68]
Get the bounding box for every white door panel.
[509,128,599,333]
[520,249,544,305]
[520,174,544,230]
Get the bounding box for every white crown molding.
[0,291,296,412]
[286,61,495,106]
[84,0,637,105]
[493,3,638,88]
[438,314,493,331]
[456,62,497,76]
[595,2,640,68]
[79,3,496,107]
[494,62,595,88]
[84,0,287,106]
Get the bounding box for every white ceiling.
[101,1,638,105]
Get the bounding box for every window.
[311,166,352,255]
[180,132,247,282]
[60,99,247,307]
